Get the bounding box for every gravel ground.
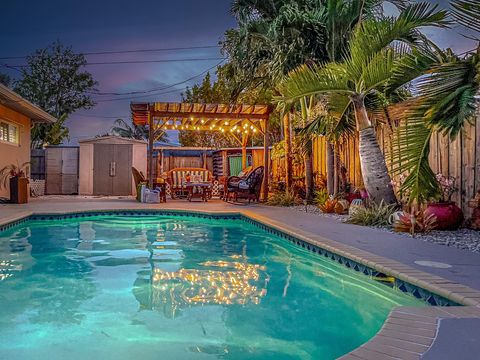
[289,205,480,253]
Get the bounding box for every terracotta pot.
[359,189,369,199]
[425,202,464,230]
[346,192,361,203]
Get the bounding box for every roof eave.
[0,84,57,123]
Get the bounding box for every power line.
[72,114,128,119]
[93,60,225,102]
[0,45,221,60]
[91,59,224,96]
[5,57,226,69]
[95,87,182,103]
[0,63,22,73]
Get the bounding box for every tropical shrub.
[319,198,337,213]
[314,188,329,206]
[266,189,301,207]
[393,209,437,235]
[347,200,397,227]
[0,162,30,189]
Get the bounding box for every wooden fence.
[272,113,480,217]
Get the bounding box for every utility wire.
[0,45,221,60]
[72,114,128,119]
[95,87,182,103]
[93,59,225,102]
[91,59,224,96]
[5,57,226,69]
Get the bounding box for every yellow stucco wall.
[0,103,31,199]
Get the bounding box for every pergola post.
[263,116,270,201]
[241,132,248,170]
[148,109,154,189]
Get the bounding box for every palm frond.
[419,55,479,138]
[390,101,440,203]
[451,0,480,34]
[278,63,352,102]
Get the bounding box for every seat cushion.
[238,180,249,190]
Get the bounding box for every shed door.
[93,144,114,195]
[93,144,132,196]
[61,148,79,194]
[112,144,132,195]
[45,148,62,194]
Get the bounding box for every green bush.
[267,189,302,207]
[314,188,329,206]
[347,200,397,227]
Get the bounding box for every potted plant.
[424,173,463,230]
[0,162,30,204]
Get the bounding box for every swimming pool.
[0,214,427,359]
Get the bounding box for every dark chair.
[225,166,264,203]
[132,167,146,189]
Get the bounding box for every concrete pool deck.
[1,196,480,359]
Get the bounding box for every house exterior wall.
[0,103,31,199]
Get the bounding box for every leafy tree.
[14,41,97,148]
[278,3,449,203]
[111,118,168,143]
[0,73,11,87]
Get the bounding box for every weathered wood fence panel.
[271,114,480,216]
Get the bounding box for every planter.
[359,188,369,199]
[9,176,29,204]
[425,202,463,230]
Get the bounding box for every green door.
[228,155,252,176]
[229,156,243,176]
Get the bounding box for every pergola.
[131,102,272,199]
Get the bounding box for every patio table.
[185,182,212,202]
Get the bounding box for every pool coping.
[1,207,480,360]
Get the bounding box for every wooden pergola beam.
[150,111,267,120]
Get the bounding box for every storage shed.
[45,146,79,195]
[79,136,147,196]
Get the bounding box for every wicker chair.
[225,166,264,203]
[132,167,146,188]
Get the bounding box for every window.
[0,121,19,145]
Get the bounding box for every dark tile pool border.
[0,209,459,307]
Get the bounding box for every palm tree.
[225,0,410,197]
[278,3,449,203]
[111,118,168,143]
[391,0,480,204]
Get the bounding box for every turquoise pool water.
[0,215,426,360]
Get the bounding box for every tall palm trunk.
[304,144,314,201]
[351,95,397,204]
[326,142,335,195]
[283,113,293,192]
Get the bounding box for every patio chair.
[220,166,253,200]
[132,167,146,188]
[225,166,264,203]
